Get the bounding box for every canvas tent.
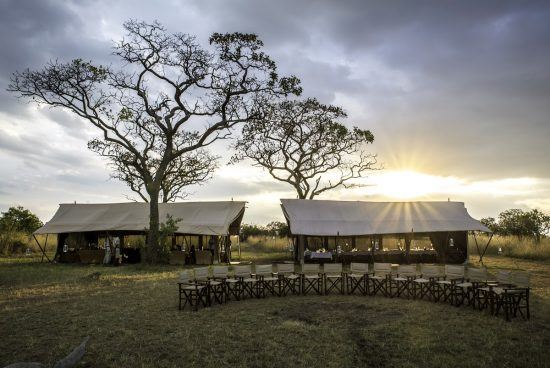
[35,201,246,235]
[34,201,246,264]
[280,199,491,264]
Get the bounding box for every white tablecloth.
[310,252,333,259]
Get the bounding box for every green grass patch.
[0,255,549,367]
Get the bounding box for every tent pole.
[238,236,241,260]
[473,232,481,262]
[43,233,48,262]
[479,233,494,263]
[33,234,51,263]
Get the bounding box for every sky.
[0,0,549,224]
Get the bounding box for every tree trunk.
[146,189,161,263]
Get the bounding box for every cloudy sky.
[0,0,549,224]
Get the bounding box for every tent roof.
[280,199,490,236]
[34,201,246,236]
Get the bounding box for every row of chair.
[177,262,531,321]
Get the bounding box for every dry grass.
[469,234,550,261]
[1,253,549,368]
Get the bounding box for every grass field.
[1,250,549,368]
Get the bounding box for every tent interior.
[34,201,246,265]
[280,199,491,264]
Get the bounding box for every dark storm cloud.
[0,0,110,115]
[186,0,550,179]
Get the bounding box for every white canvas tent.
[35,201,246,236]
[281,199,491,264]
[280,199,490,236]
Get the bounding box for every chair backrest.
[233,264,252,278]
[466,267,488,282]
[512,271,530,288]
[397,264,417,277]
[302,263,320,274]
[194,267,210,281]
[350,262,369,274]
[179,271,192,284]
[421,264,441,278]
[255,264,273,276]
[323,263,342,274]
[495,270,512,285]
[277,263,295,274]
[212,265,229,279]
[444,265,465,280]
[373,262,392,276]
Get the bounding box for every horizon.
[1,0,549,224]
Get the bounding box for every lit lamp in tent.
[449,237,454,247]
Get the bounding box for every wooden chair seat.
[180,284,207,291]
[304,274,321,279]
[393,276,408,282]
[413,278,430,283]
[370,275,386,280]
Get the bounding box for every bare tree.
[233,98,377,199]
[9,20,301,262]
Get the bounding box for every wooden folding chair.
[368,263,392,297]
[276,263,301,296]
[508,271,531,320]
[477,270,513,316]
[209,265,229,304]
[254,264,278,297]
[413,264,443,301]
[484,271,531,321]
[225,265,245,301]
[323,263,344,295]
[178,270,208,311]
[233,264,261,299]
[453,267,488,308]
[435,265,465,304]
[193,267,222,305]
[391,264,418,298]
[346,262,369,295]
[301,263,323,295]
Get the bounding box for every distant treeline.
[240,221,290,241]
[481,209,549,243]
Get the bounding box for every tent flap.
[34,201,246,236]
[280,199,490,236]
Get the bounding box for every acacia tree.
[9,20,301,262]
[233,98,377,199]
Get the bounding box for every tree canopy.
[9,20,301,262]
[232,98,377,199]
[481,208,550,242]
[0,206,43,234]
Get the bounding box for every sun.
[371,170,458,199]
